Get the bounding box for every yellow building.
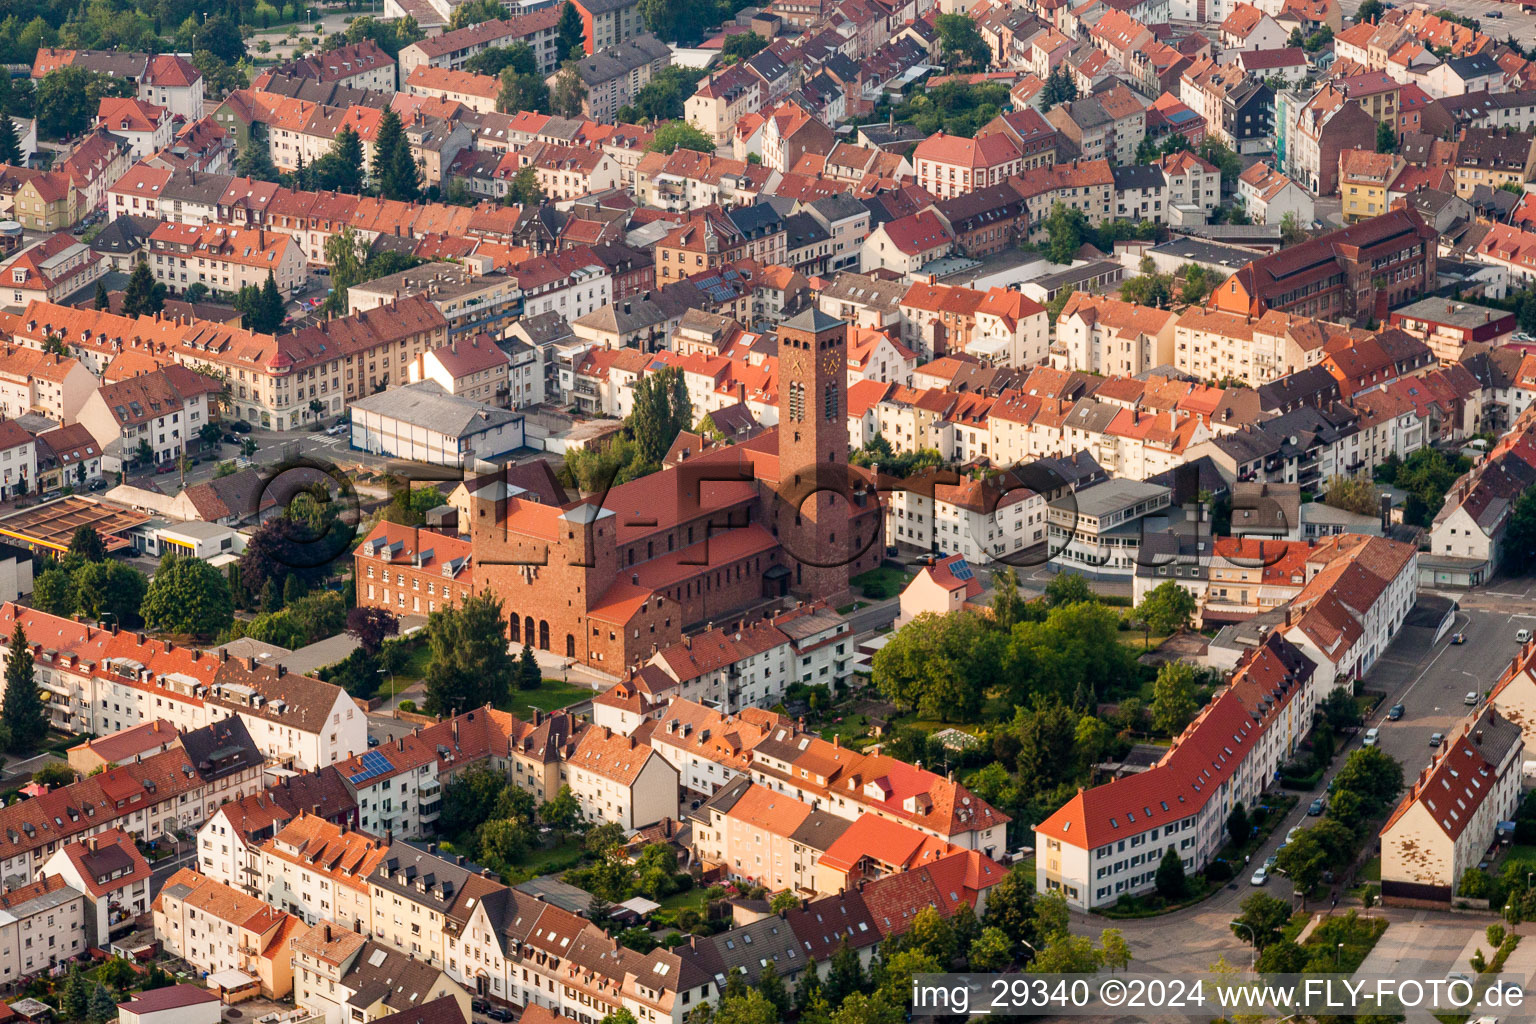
[13,172,79,232]
[1339,148,1404,222]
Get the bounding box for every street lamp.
[1335,942,1344,969]
[1230,920,1258,969]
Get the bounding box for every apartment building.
[1173,307,1331,385]
[1035,631,1317,908]
[690,777,852,893]
[0,233,107,312]
[145,223,307,299]
[0,345,96,422]
[0,874,87,984]
[562,725,679,830]
[1381,706,1522,901]
[41,830,152,948]
[397,10,564,79]
[196,792,294,895]
[913,132,1024,199]
[259,813,389,931]
[75,363,222,471]
[1056,293,1178,377]
[153,867,301,998]
[405,66,500,114]
[292,923,469,1024]
[746,725,1008,854]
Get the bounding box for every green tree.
[32,564,77,617]
[467,43,537,77]
[1275,827,1329,901]
[518,642,542,690]
[647,120,715,154]
[69,526,105,562]
[448,0,503,27]
[1505,486,1536,574]
[1120,268,1174,308]
[1044,202,1088,263]
[506,165,545,205]
[195,14,246,63]
[1136,580,1198,635]
[556,0,586,61]
[1376,121,1397,154]
[825,941,865,1004]
[324,226,367,315]
[1151,661,1199,736]
[3,623,45,752]
[539,784,582,832]
[1029,934,1102,973]
[1199,137,1243,186]
[1233,892,1291,949]
[1325,474,1381,516]
[31,760,73,787]
[234,122,280,182]
[1179,263,1214,306]
[935,12,991,69]
[600,1011,639,1024]
[1356,0,1383,21]
[1154,847,1186,900]
[721,31,766,61]
[372,108,421,201]
[141,553,234,638]
[983,862,1038,953]
[770,890,799,913]
[1280,211,1309,246]
[1012,701,1078,791]
[550,61,588,118]
[870,611,996,721]
[423,590,517,716]
[628,366,691,465]
[989,565,1027,631]
[87,983,116,1024]
[61,968,89,1020]
[1040,64,1076,111]
[314,125,366,193]
[1332,745,1404,814]
[713,991,778,1024]
[93,280,110,310]
[0,113,21,167]
[1045,572,1093,606]
[498,69,551,115]
[969,926,1014,970]
[1099,928,1132,972]
[1227,802,1251,846]
[74,561,147,627]
[36,66,131,139]
[121,258,166,317]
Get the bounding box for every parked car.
[1264,854,1278,870]
[471,999,489,1015]
[1466,691,1480,705]
[1388,703,1404,720]
[1363,727,1379,747]
[88,479,106,491]
[1250,866,1269,885]
[1430,732,1445,747]
[154,462,176,474]
[367,735,380,747]
[1520,628,1532,643]
[1282,826,1302,848]
[487,1009,514,1022]
[1308,797,1326,815]
[231,420,253,433]
[1451,632,1466,644]
[327,422,347,436]
[223,432,241,444]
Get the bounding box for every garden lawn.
[851,566,912,600]
[500,679,597,714]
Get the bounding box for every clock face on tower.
[822,353,841,375]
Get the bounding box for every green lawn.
[820,714,871,747]
[499,679,596,714]
[851,566,912,600]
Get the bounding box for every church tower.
[776,307,851,600]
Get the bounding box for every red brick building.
[1208,208,1437,324]
[355,521,474,618]
[471,308,883,672]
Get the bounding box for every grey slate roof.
[781,307,844,333]
[349,381,523,438]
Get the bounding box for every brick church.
[471,309,886,673]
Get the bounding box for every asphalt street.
[1081,583,1536,974]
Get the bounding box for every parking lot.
[1337,0,1536,47]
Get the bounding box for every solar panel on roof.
[950,559,973,581]
[347,749,392,786]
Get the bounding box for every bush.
[1488,923,1507,948]
[399,699,417,713]
[1205,859,1234,883]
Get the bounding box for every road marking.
[1395,612,1466,705]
